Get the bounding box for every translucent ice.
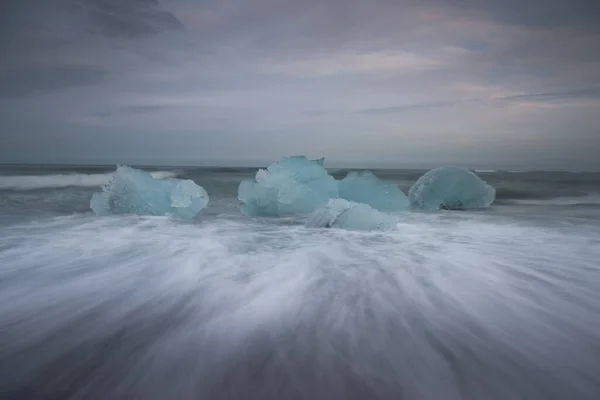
[306,199,397,231]
[90,166,209,219]
[338,171,409,211]
[238,156,338,216]
[408,166,495,210]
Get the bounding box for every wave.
[476,169,531,173]
[504,194,600,206]
[0,170,179,190]
[494,188,554,200]
[2,211,599,399]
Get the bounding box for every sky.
[1,0,599,170]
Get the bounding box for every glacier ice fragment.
[306,199,397,231]
[338,170,409,211]
[238,156,338,216]
[90,166,209,219]
[408,166,495,210]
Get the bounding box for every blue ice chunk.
[306,199,397,231]
[90,166,209,219]
[408,166,495,210]
[338,170,409,211]
[238,156,338,216]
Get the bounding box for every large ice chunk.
[90,166,209,219]
[408,166,495,210]
[338,171,409,211]
[306,199,396,231]
[238,156,338,216]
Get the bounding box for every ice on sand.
[338,170,409,211]
[90,166,209,219]
[306,199,397,231]
[238,156,338,216]
[408,166,495,210]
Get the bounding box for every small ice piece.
[338,170,409,211]
[238,156,338,216]
[408,166,495,210]
[90,166,209,219]
[306,199,396,231]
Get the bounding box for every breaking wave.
[505,194,600,206]
[1,211,599,399]
[0,171,179,191]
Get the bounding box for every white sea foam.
[1,211,599,398]
[0,170,179,190]
[507,194,600,206]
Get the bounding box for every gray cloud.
[0,0,184,96]
[1,0,600,169]
[498,87,600,103]
[355,101,460,115]
[0,65,108,98]
[77,0,184,38]
[95,104,170,118]
[354,86,600,115]
[437,0,600,28]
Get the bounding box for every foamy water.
[1,165,600,399]
[506,194,600,206]
[0,170,178,190]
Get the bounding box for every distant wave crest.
[0,171,179,190]
[505,194,600,206]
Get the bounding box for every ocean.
[1,164,599,399]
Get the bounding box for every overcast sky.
[1,0,599,169]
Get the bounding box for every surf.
[0,171,179,191]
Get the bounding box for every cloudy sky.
[1,0,599,169]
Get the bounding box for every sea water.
[1,165,600,399]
